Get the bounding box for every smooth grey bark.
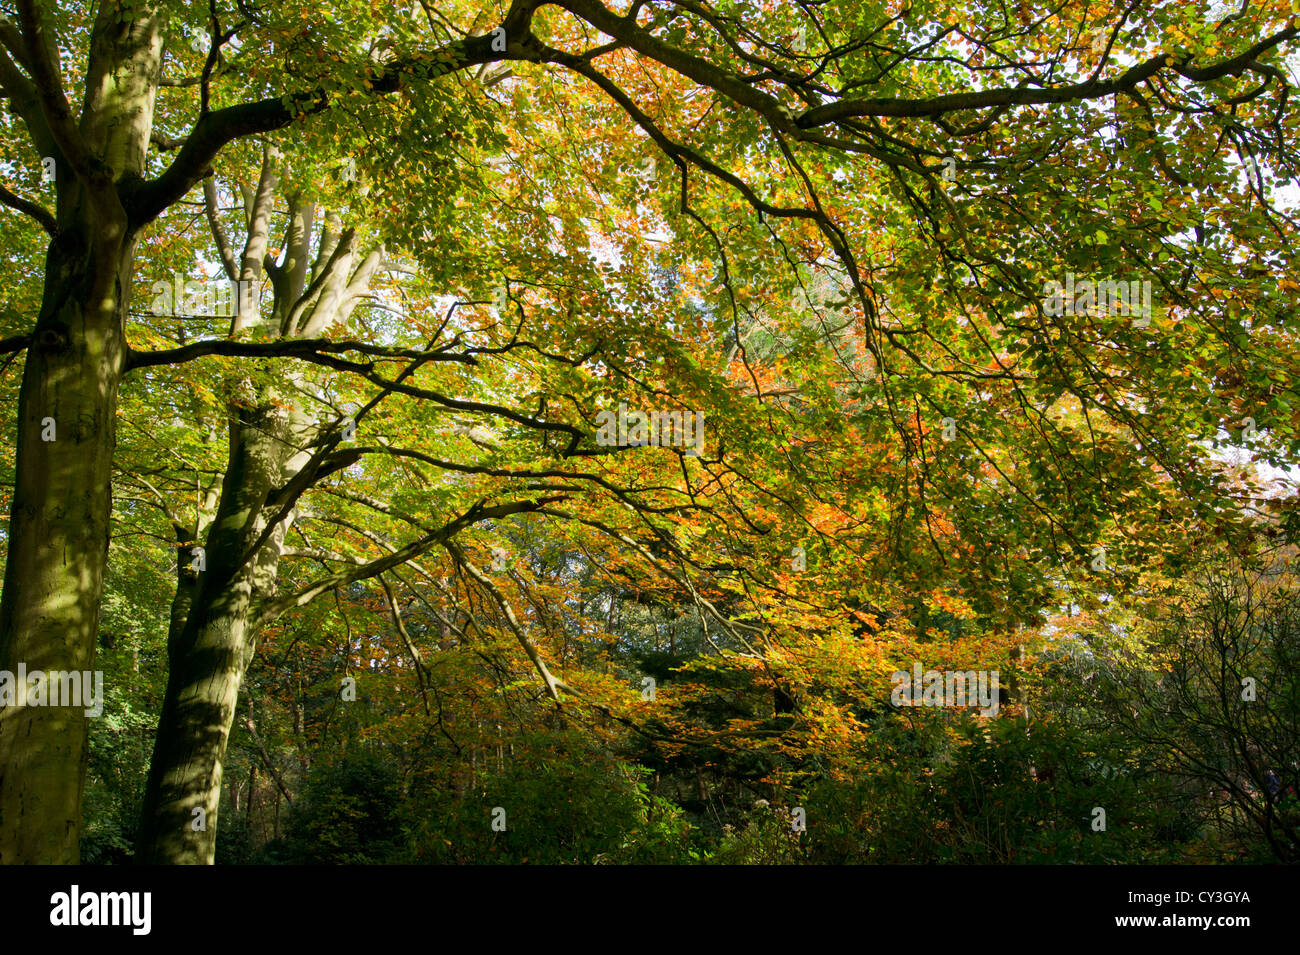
[138,172,379,863]
[0,0,164,864]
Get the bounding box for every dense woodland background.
[1,0,1299,864]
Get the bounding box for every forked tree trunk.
[137,182,380,862]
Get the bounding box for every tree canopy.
[0,0,1298,866]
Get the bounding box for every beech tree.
[2,0,1298,864]
[0,0,528,864]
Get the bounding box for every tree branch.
[0,181,54,235]
[255,494,564,628]
[124,336,477,371]
[120,12,542,228]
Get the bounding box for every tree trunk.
[136,405,293,863]
[0,228,130,864]
[246,764,256,831]
[136,185,379,862]
[0,0,163,865]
